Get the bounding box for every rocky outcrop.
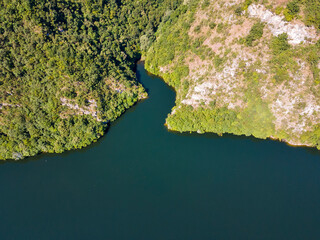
[146,0,320,148]
[60,98,101,121]
[248,4,319,45]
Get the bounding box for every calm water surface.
[1,63,320,240]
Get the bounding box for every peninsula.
[1,0,320,160]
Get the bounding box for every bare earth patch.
[163,0,320,146]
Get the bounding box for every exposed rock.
[181,54,249,110]
[12,152,23,161]
[149,0,320,147]
[248,4,319,45]
[0,103,21,109]
[60,98,101,121]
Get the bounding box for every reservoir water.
[1,63,320,240]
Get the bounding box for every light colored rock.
[181,55,248,109]
[248,4,319,45]
[60,98,101,121]
[0,103,21,109]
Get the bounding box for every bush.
[274,68,290,83]
[234,0,252,16]
[140,29,155,52]
[194,25,201,33]
[275,6,283,15]
[283,1,300,21]
[216,23,224,33]
[234,6,243,16]
[201,0,210,9]
[209,22,217,29]
[307,47,320,81]
[270,33,290,54]
[213,55,225,70]
[304,0,320,29]
[243,0,252,10]
[287,1,300,15]
[245,22,264,46]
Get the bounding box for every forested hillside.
[0,0,181,160]
[145,0,320,148]
[2,0,320,160]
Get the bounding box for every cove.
[0,63,320,240]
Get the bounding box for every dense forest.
[0,0,182,160]
[2,0,320,160]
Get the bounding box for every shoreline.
[164,122,318,151]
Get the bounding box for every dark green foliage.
[307,45,320,82]
[274,68,290,83]
[209,22,217,29]
[194,25,201,33]
[166,106,238,134]
[234,0,253,16]
[243,0,253,10]
[201,0,210,9]
[140,29,156,52]
[269,44,295,83]
[145,0,196,88]
[270,33,290,54]
[284,0,300,21]
[216,23,224,33]
[245,22,264,46]
[304,0,320,29]
[234,0,252,15]
[234,7,243,16]
[301,125,320,149]
[213,55,225,70]
[0,0,182,160]
[287,1,300,15]
[167,98,275,139]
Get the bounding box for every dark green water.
[1,63,320,240]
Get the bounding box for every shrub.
[216,23,224,33]
[270,33,290,54]
[201,0,210,9]
[243,0,252,10]
[304,0,320,29]
[235,6,243,16]
[209,22,217,29]
[140,35,152,51]
[274,68,289,83]
[284,1,300,21]
[287,1,300,15]
[213,55,225,69]
[245,22,264,46]
[307,47,320,81]
[275,6,283,15]
[194,25,201,33]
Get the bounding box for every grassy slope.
[145,0,320,148]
